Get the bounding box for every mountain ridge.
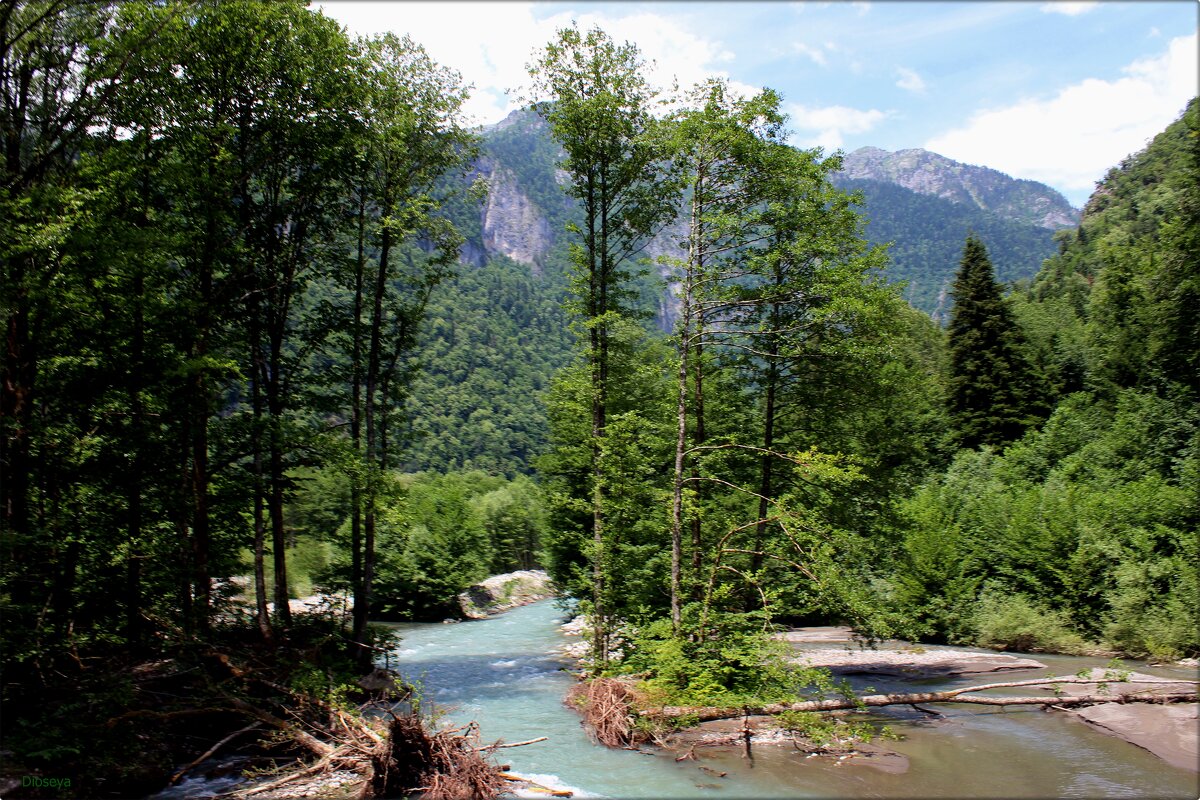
[837,145,1080,230]
[465,110,1074,315]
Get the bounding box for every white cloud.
[895,67,926,93]
[794,43,828,67]
[317,2,750,126]
[316,1,546,124]
[1039,2,1099,16]
[565,10,737,95]
[851,2,871,17]
[787,103,887,151]
[926,33,1197,203]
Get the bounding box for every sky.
[315,1,1198,208]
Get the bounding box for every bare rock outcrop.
[791,647,1046,678]
[1038,668,1199,771]
[479,165,553,273]
[457,569,554,619]
[837,146,1080,230]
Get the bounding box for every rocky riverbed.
[779,626,1199,772]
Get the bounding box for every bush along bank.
[0,611,505,799]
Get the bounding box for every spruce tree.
[947,234,1039,449]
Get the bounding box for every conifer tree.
[947,234,1039,449]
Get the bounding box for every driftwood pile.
[219,693,503,800]
[143,649,505,800]
[566,678,644,748]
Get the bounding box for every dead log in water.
[639,676,1199,723]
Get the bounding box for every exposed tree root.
[141,646,510,800]
[376,714,503,800]
[566,677,641,748]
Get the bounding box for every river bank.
[152,598,1197,799]
[556,615,1199,776]
[387,600,1199,798]
[779,626,1199,772]
[150,572,555,800]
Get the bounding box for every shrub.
[971,588,1090,654]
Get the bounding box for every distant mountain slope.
[838,146,1080,230]
[401,111,1077,473]
[832,176,1062,320]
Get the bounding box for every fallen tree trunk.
[642,676,1199,723]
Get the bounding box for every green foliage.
[401,254,573,475]
[308,469,549,620]
[835,177,1060,316]
[774,709,895,749]
[621,612,827,708]
[971,587,1090,654]
[472,474,550,572]
[538,319,676,616]
[946,235,1045,449]
[893,389,1198,656]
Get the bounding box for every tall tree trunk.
[670,186,702,632]
[125,265,146,646]
[1,295,33,588]
[592,172,611,670]
[268,322,291,628]
[689,186,707,594]
[354,206,391,658]
[190,363,211,630]
[249,313,272,639]
[350,187,366,646]
[752,314,780,579]
[670,291,690,632]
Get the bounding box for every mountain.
[468,113,1078,319]
[837,146,1080,230]
[832,176,1066,320]
[830,147,1081,319]
[401,110,1079,473]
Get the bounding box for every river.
[384,599,1199,799]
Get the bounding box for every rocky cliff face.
[644,214,689,331]
[476,158,553,274]
[838,147,1079,230]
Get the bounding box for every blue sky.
[317,1,1197,207]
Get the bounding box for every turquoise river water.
[382,599,1199,800]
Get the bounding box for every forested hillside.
[2,1,1195,794]
[401,111,1072,474]
[833,176,1061,318]
[887,98,1199,659]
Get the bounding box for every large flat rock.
[1074,702,1198,772]
[773,626,858,644]
[1035,667,1191,699]
[791,647,1046,678]
[1036,668,1199,771]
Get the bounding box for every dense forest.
[833,176,1061,318]
[1,0,1196,796]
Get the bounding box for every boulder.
[457,570,554,619]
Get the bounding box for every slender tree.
[662,80,789,629]
[529,24,676,667]
[346,33,472,660]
